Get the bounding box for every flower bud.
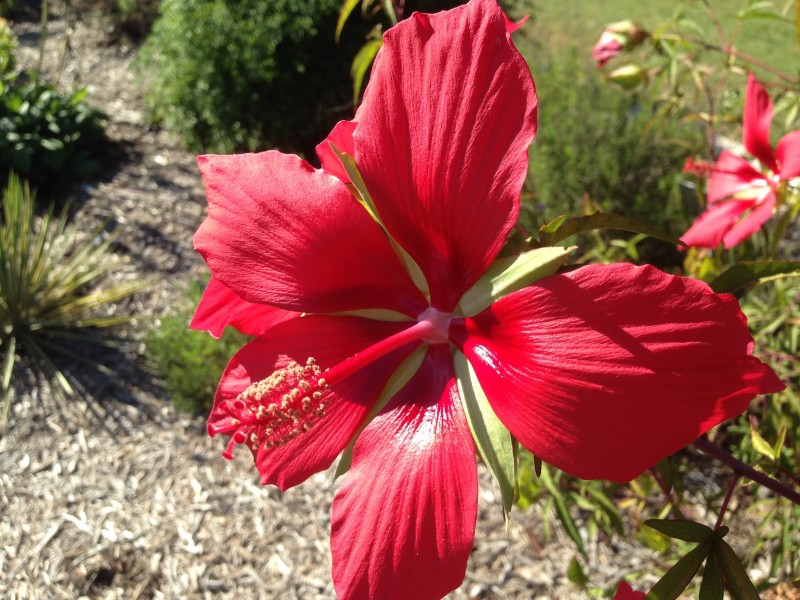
[592,20,648,68]
[604,64,647,89]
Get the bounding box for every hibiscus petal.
[191,276,300,338]
[707,151,768,204]
[680,198,756,248]
[330,344,478,600]
[614,581,645,600]
[209,315,415,490]
[194,152,427,316]
[451,263,784,483]
[722,190,775,248]
[354,0,538,311]
[742,74,778,172]
[777,131,800,180]
[315,119,357,183]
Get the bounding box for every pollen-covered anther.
[211,357,332,460]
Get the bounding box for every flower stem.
[714,473,739,530]
[692,436,800,506]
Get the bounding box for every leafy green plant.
[521,46,703,267]
[0,0,22,18]
[145,282,248,415]
[138,0,367,157]
[0,173,145,425]
[0,77,107,194]
[0,18,15,77]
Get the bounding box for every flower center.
[211,309,456,460]
[210,358,332,458]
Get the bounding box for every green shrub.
[0,18,15,76]
[0,173,145,424]
[0,77,107,194]
[523,46,703,265]
[145,283,248,415]
[138,0,365,157]
[0,1,21,18]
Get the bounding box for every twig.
[714,473,739,530]
[692,436,800,505]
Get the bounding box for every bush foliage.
[138,0,365,157]
[0,21,107,194]
[145,283,248,415]
[0,79,107,193]
[523,47,703,264]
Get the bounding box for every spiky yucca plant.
[0,173,145,425]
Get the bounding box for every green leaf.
[655,458,674,495]
[699,545,724,600]
[537,212,681,247]
[645,519,714,542]
[538,214,568,235]
[539,466,585,555]
[737,1,790,22]
[567,556,589,588]
[457,246,572,317]
[351,38,382,106]
[644,540,713,600]
[1,335,16,426]
[336,0,361,42]
[710,260,800,293]
[454,350,515,523]
[717,541,760,600]
[750,422,777,461]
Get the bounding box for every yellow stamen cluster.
[215,357,331,458]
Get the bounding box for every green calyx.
[457,245,573,317]
[454,350,516,525]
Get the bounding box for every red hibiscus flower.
[681,74,800,249]
[614,581,646,599]
[192,1,783,598]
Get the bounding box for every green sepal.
[454,350,516,524]
[537,212,681,247]
[644,539,713,600]
[645,519,715,543]
[325,308,412,322]
[709,260,800,294]
[717,540,760,600]
[329,144,429,298]
[457,246,572,317]
[334,346,427,480]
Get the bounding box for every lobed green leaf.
[645,519,714,542]
[710,261,800,294]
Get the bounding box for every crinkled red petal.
[208,315,415,491]
[330,344,478,600]
[191,276,300,338]
[743,74,778,172]
[354,0,537,311]
[194,152,426,317]
[680,198,756,248]
[451,263,784,483]
[721,190,775,248]
[777,130,800,180]
[614,581,646,600]
[707,150,769,204]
